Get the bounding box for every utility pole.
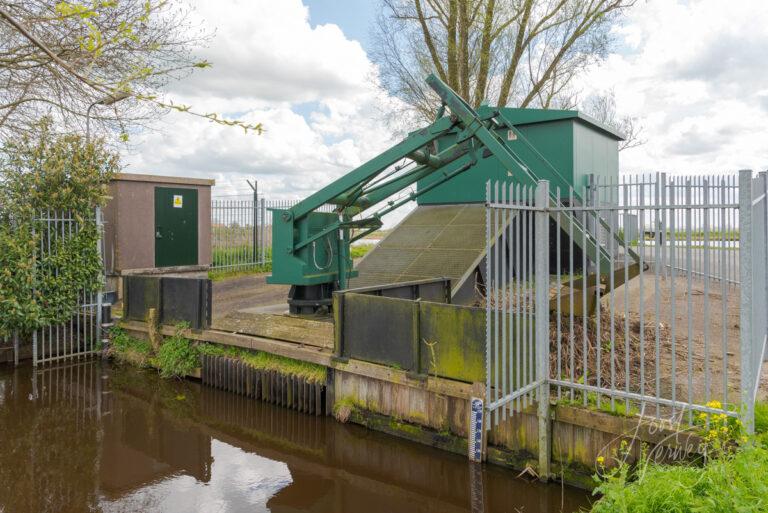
[247,179,258,264]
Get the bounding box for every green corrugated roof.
[499,107,626,141]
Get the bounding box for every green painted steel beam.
[289,116,455,221]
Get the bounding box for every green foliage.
[109,326,152,367]
[590,444,768,513]
[108,324,327,383]
[208,266,271,282]
[589,405,768,513]
[0,119,117,337]
[155,330,199,379]
[350,243,375,259]
[756,401,768,445]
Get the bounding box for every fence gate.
[485,181,548,423]
[32,209,104,366]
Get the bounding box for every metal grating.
[350,204,491,294]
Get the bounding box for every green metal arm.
[269,73,635,293]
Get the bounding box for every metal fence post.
[535,179,551,479]
[260,198,267,265]
[762,171,768,365]
[249,179,259,265]
[95,207,103,349]
[484,180,492,427]
[31,216,37,367]
[738,169,755,434]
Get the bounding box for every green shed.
[416,107,624,204]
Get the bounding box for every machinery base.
[287,284,337,315]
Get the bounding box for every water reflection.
[0,361,590,513]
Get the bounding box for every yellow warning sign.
[173,195,183,208]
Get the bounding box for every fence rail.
[210,198,333,272]
[485,171,767,437]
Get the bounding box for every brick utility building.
[103,173,214,293]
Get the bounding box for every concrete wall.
[104,173,213,274]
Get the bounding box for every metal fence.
[485,170,767,437]
[588,173,740,287]
[32,209,104,366]
[211,197,333,272]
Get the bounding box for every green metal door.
[155,187,198,267]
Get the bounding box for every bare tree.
[583,88,644,151]
[0,1,261,141]
[372,0,636,124]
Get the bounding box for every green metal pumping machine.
[268,74,638,314]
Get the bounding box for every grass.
[588,401,768,512]
[350,243,375,259]
[110,327,152,367]
[200,343,326,382]
[209,242,374,280]
[155,331,200,378]
[590,444,768,513]
[108,325,326,382]
[756,401,768,445]
[558,392,639,418]
[211,245,271,268]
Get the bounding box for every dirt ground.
[607,271,768,404]
[212,272,288,320]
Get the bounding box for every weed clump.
[156,332,199,378]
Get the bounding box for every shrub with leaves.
[0,119,117,338]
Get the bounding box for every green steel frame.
[267,75,638,302]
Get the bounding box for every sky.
[121,0,768,204]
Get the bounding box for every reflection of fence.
[210,198,333,272]
[33,209,103,366]
[32,360,106,418]
[485,170,767,438]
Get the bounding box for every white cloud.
[123,0,402,205]
[126,0,768,218]
[580,0,768,174]
[171,0,373,104]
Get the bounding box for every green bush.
[109,327,152,367]
[0,118,117,338]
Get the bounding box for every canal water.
[0,361,591,513]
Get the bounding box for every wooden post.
[147,307,161,351]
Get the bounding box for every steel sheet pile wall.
[201,355,326,415]
[335,290,488,383]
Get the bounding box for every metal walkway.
[350,204,488,303]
